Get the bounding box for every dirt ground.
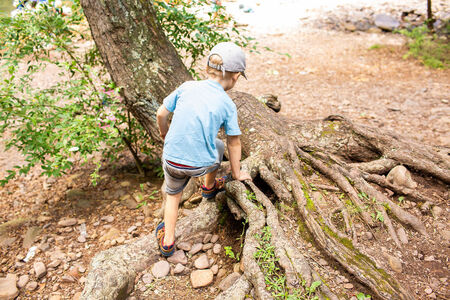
[0,0,449,299]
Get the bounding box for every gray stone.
[167,250,188,265]
[210,235,219,244]
[202,243,213,251]
[213,244,221,254]
[25,281,38,291]
[151,261,170,278]
[397,228,408,244]
[387,166,417,189]
[190,269,214,288]
[177,242,192,251]
[218,272,241,291]
[194,254,210,269]
[374,14,400,31]
[173,263,185,274]
[203,234,213,244]
[17,274,29,288]
[189,243,203,256]
[0,274,19,299]
[57,218,77,227]
[34,261,47,279]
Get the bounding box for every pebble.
[374,14,400,31]
[343,283,354,289]
[386,166,417,189]
[432,206,442,218]
[202,243,213,251]
[48,260,61,269]
[210,235,219,244]
[424,287,433,294]
[218,272,241,291]
[203,234,213,244]
[194,254,210,269]
[387,255,403,273]
[189,243,203,255]
[57,218,78,227]
[34,261,47,279]
[99,227,121,242]
[0,274,19,298]
[49,295,62,300]
[151,261,170,278]
[177,242,192,251]
[26,281,38,291]
[17,274,29,288]
[173,263,185,274]
[363,232,373,240]
[102,215,115,223]
[424,255,434,262]
[167,250,188,265]
[213,244,221,254]
[190,269,214,288]
[318,258,328,266]
[127,226,137,234]
[60,275,76,283]
[77,236,86,243]
[142,273,153,284]
[211,265,219,275]
[233,263,241,274]
[217,268,226,279]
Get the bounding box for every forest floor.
[0,0,449,299]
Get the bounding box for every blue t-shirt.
[162,80,241,167]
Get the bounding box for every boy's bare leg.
[204,169,219,189]
[163,191,182,246]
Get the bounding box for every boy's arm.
[156,105,171,140]
[227,135,251,181]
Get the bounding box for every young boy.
[155,42,251,256]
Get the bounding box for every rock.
[211,265,219,275]
[386,166,417,189]
[432,206,443,218]
[210,235,219,244]
[182,178,197,202]
[25,281,38,291]
[99,227,121,242]
[120,181,130,187]
[367,27,382,34]
[34,261,47,279]
[218,272,241,291]
[374,14,400,31]
[60,275,76,283]
[141,273,153,284]
[387,255,403,273]
[397,228,408,244]
[203,234,213,244]
[49,295,62,300]
[363,232,373,240]
[65,189,86,201]
[121,195,138,209]
[73,292,82,300]
[77,236,86,243]
[22,226,41,249]
[343,283,354,289]
[151,261,170,278]
[127,226,137,234]
[189,243,203,255]
[424,255,434,262]
[343,22,356,31]
[233,263,240,274]
[167,250,188,265]
[217,268,226,279]
[442,230,450,241]
[318,258,328,266]
[173,263,185,274]
[425,287,433,294]
[0,274,19,299]
[177,242,192,251]
[101,216,115,223]
[48,260,61,269]
[194,254,210,269]
[58,218,78,227]
[190,269,214,288]
[17,274,29,288]
[202,243,213,251]
[213,244,221,254]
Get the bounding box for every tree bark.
[80,1,449,300]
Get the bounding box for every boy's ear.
[232,72,241,81]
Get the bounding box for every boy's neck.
[209,77,230,91]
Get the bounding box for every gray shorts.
[163,139,224,195]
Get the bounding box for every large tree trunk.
[80,1,449,299]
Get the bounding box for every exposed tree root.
[80,199,220,300]
[349,158,398,175]
[215,275,252,300]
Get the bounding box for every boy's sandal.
[201,175,230,199]
[155,222,175,257]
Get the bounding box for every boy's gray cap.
[207,42,247,79]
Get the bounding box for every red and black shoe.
[155,222,175,257]
[201,175,230,199]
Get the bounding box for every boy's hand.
[233,170,251,181]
